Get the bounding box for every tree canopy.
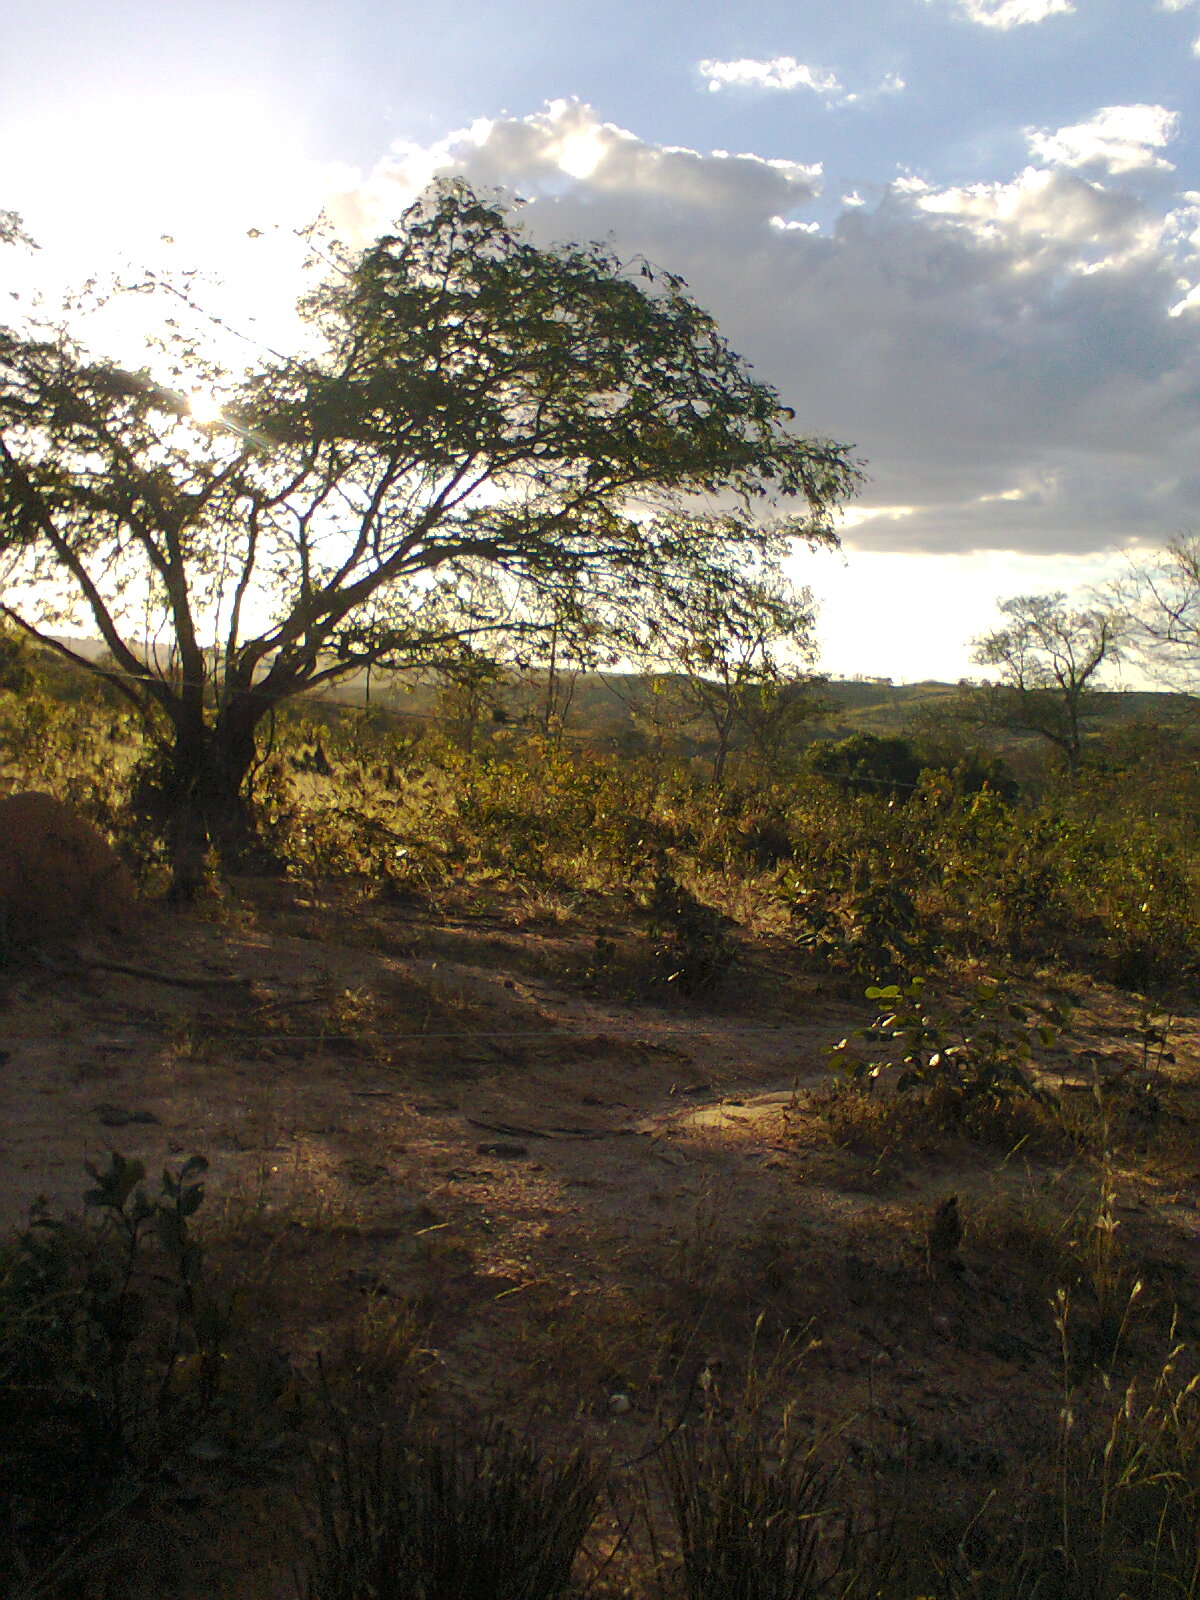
[0,181,861,890]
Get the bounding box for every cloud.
[327,99,822,238]
[697,57,905,106]
[698,56,842,95]
[939,0,1075,26]
[332,101,1200,561]
[1157,1,1200,54]
[1027,104,1179,175]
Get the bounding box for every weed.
[945,1314,1200,1599]
[646,1408,835,1600]
[299,1410,605,1600]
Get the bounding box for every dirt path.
[0,887,842,1229]
[5,880,1200,1528]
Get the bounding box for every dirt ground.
[4,874,1200,1588]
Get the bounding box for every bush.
[0,1154,232,1593]
[827,974,1059,1126]
[806,734,924,802]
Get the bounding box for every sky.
[3,0,1200,681]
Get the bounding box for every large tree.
[0,183,860,892]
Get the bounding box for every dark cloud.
[336,100,1200,557]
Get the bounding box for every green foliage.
[2,181,858,890]
[806,732,925,801]
[5,659,1200,998]
[806,731,1018,804]
[0,660,138,840]
[0,1153,232,1591]
[644,865,738,996]
[828,975,1059,1120]
[787,869,934,982]
[0,619,33,693]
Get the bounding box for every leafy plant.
[828,975,1058,1119]
[806,732,924,802]
[645,866,738,996]
[787,864,934,982]
[0,1153,231,1593]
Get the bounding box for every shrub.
[0,1154,232,1593]
[806,734,924,802]
[827,975,1059,1125]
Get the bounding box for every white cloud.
[329,103,1200,561]
[699,56,843,94]
[326,100,823,242]
[941,0,1075,27]
[59,96,1195,572]
[697,57,905,106]
[1027,104,1180,175]
[914,165,1162,271]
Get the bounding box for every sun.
[188,389,224,424]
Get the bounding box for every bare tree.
[1117,534,1200,692]
[968,592,1125,769]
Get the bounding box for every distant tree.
[806,732,924,800]
[967,593,1126,769]
[628,542,825,784]
[508,584,617,745]
[1117,534,1200,691]
[0,182,860,894]
[806,730,1018,802]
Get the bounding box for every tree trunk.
[164,698,267,900]
[711,710,736,788]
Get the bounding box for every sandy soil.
[4,874,1200,1543]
